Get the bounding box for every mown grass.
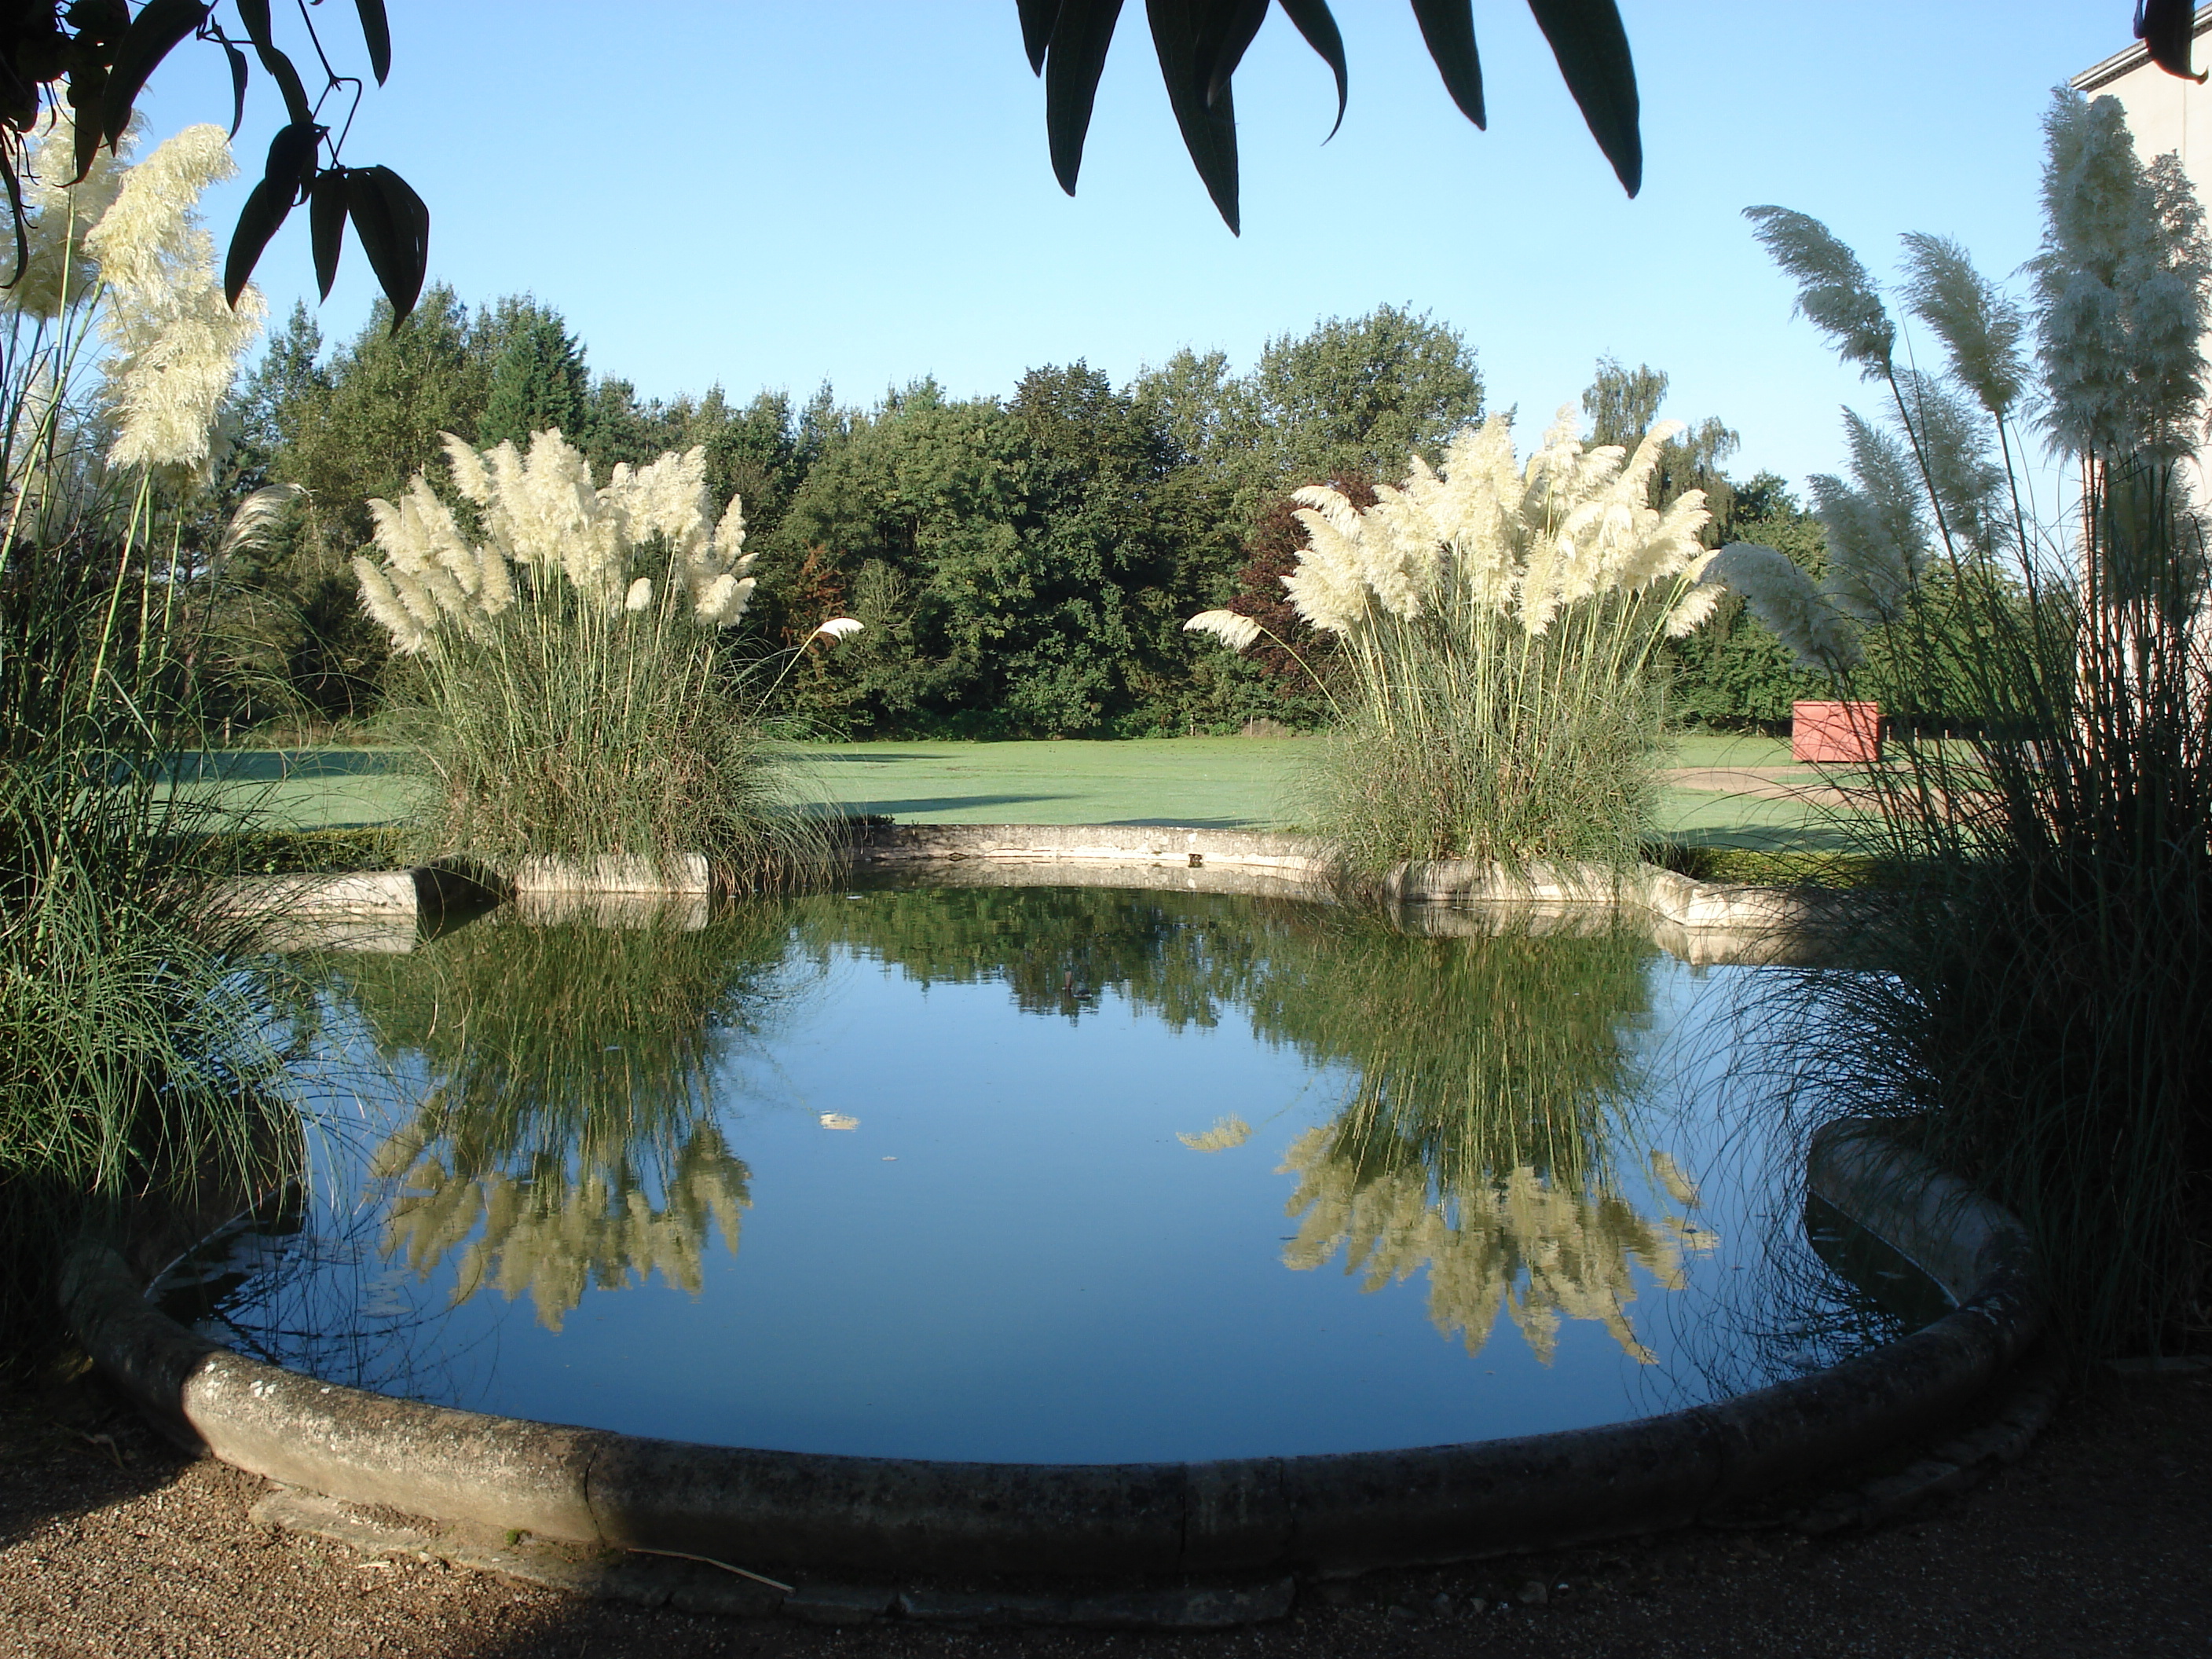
[210,734,1853,855]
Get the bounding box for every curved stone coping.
[848,825,1868,967]
[218,828,1869,968]
[63,1119,2038,1580]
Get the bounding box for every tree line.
[208,293,1832,738]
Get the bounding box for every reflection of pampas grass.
[1188,408,1716,873]
[1280,1130,1712,1365]
[1177,1115,1251,1152]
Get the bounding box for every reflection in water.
[1178,1115,1252,1152]
[811,888,1714,1365]
[170,881,1943,1458]
[312,905,800,1329]
[1248,918,1716,1364]
[306,887,1712,1363]
[1280,1137,1708,1363]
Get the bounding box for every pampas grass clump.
[1,112,295,1368]
[1190,409,1717,877]
[354,429,851,881]
[1728,90,2212,1361]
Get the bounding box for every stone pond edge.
[60,1122,2042,1581]
[218,822,1876,968]
[64,821,2042,1587]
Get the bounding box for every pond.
[159,880,1939,1466]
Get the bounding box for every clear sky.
[140,2,2137,494]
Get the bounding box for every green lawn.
[795,738,1305,828]
[191,734,1863,851]
[167,749,421,830]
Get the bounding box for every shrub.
[1188,409,1718,876]
[352,428,856,881]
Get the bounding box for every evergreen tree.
[261,287,494,714]
[478,306,590,450]
[233,302,329,489]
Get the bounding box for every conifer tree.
[478,309,589,450]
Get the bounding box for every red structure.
[1792,700,1883,764]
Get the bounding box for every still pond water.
[163,881,1931,1464]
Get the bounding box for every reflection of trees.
[808,884,1714,1365]
[298,884,1713,1357]
[789,885,1265,1027]
[310,909,801,1330]
[1252,921,1716,1365]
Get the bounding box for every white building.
[2073,9,2212,206]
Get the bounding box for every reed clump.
[354,429,856,883]
[1188,411,1719,878]
[0,114,295,1366]
[1722,89,2212,1361]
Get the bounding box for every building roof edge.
[2074,7,2212,93]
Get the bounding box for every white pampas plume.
[694,571,756,626]
[88,124,265,479]
[214,482,302,569]
[353,556,429,654]
[1745,204,1896,379]
[1183,610,1262,651]
[1276,408,1716,643]
[2033,91,2212,460]
[1899,232,2027,419]
[7,108,133,319]
[812,617,864,641]
[1705,541,1864,671]
[357,427,775,647]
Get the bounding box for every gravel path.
[2,1365,2206,1658]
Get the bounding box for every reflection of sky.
[187,908,1910,1465]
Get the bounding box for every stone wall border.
[213,825,1874,968]
[77,837,2030,1602]
[62,1092,2041,1587]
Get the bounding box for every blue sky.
[141,2,2134,493]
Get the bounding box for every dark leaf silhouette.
[1148,0,1241,232]
[221,39,248,138]
[309,167,346,298]
[1525,0,1641,195]
[1274,0,1348,137]
[224,174,291,307]
[234,0,313,128]
[1042,0,1126,196]
[346,163,428,325]
[1410,0,1484,128]
[1193,0,1270,107]
[1020,0,1640,229]
[2135,1,2207,81]
[354,0,393,86]
[97,0,208,150]
[259,119,318,200]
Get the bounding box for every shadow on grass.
[1664,823,1866,852]
[833,793,1069,818]
[164,750,405,783]
[1097,815,1263,829]
[799,751,943,765]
